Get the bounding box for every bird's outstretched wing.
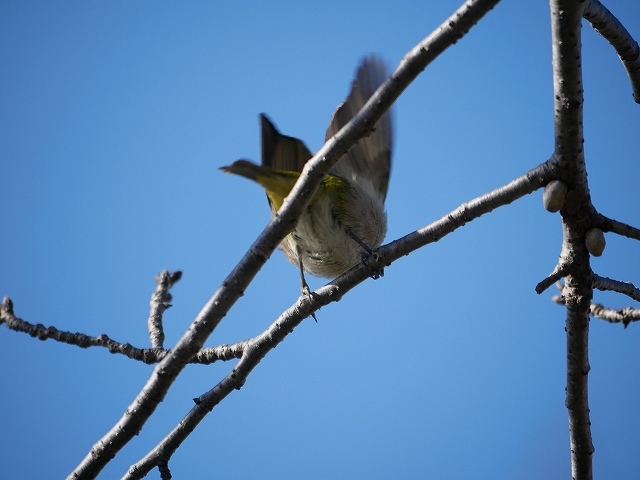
[325,55,393,201]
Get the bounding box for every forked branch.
[551,0,596,478]
[124,159,553,479]
[67,1,503,478]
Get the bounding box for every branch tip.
[158,459,172,480]
[536,265,568,294]
[1,296,13,317]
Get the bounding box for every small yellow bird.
[221,55,393,293]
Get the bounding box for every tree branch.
[583,0,640,103]
[122,157,553,478]
[67,1,503,478]
[147,270,182,349]
[588,304,640,327]
[5,153,555,478]
[554,295,640,328]
[593,274,640,302]
[551,1,595,478]
[0,300,248,364]
[595,212,640,241]
[536,263,569,294]
[5,153,553,368]
[1,273,245,365]
[2,153,554,369]
[0,297,164,363]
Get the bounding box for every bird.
[220,55,393,295]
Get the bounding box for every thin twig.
[553,295,640,328]
[148,270,182,349]
[0,297,246,365]
[584,0,640,103]
[595,213,640,241]
[536,263,569,294]
[593,274,640,302]
[589,304,640,327]
[157,460,171,480]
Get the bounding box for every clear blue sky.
[2,1,639,479]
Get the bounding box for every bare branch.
[67,2,503,477]
[593,274,640,302]
[147,270,182,349]
[536,263,569,294]
[564,285,594,480]
[6,152,554,480]
[124,294,316,478]
[0,298,161,362]
[553,294,640,328]
[380,160,554,272]
[1,0,634,477]
[595,213,640,241]
[5,151,555,479]
[157,460,171,480]
[0,297,245,365]
[551,0,595,477]
[193,342,248,364]
[122,157,553,478]
[589,304,640,327]
[4,155,552,368]
[584,0,640,103]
